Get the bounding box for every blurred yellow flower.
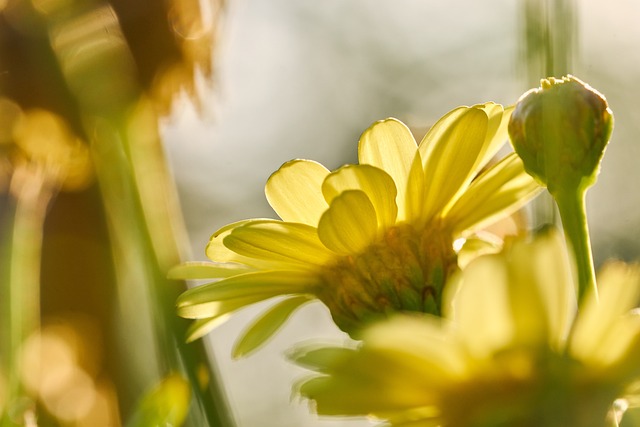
[293,231,640,427]
[172,103,541,357]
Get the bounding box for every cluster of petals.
[293,231,640,427]
[171,103,541,358]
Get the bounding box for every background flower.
[292,230,640,427]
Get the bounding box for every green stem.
[553,188,597,303]
[1,169,52,424]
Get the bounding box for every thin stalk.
[89,111,234,426]
[1,168,53,424]
[553,188,597,303]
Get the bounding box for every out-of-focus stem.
[1,168,53,424]
[89,111,235,426]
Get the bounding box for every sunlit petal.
[167,262,254,280]
[403,150,427,222]
[419,107,489,220]
[448,254,513,357]
[232,296,313,358]
[507,231,576,349]
[322,164,398,228]
[176,270,320,318]
[205,219,265,264]
[185,316,231,343]
[223,220,333,269]
[265,159,330,225]
[446,153,543,235]
[572,262,640,365]
[474,103,513,169]
[358,118,417,219]
[317,190,378,255]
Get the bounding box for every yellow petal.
[419,107,489,220]
[571,262,640,365]
[232,295,313,358]
[223,220,333,269]
[177,293,274,319]
[317,190,378,255]
[265,159,330,225]
[403,150,427,222]
[185,316,231,342]
[322,164,398,228]
[362,315,467,379]
[507,230,576,349]
[449,254,513,357]
[168,262,254,280]
[205,219,264,264]
[358,118,418,220]
[474,103,513,170]
[176,270,319,317]
[446,153,543,235]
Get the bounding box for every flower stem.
[1,168,52,423]
[553,188,597,303]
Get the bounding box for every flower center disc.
[317,222,457,334]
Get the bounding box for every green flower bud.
[508,75,614,195]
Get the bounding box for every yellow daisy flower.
[293,231,640,427]
[171,103,542,357]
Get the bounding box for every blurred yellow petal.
[126,374,190,427]
[317,190,378,255]
[572,262,640,366]
[448,254,513,357]
[507,230,576,349]
[265,159,330,225]
[322,164,398,228]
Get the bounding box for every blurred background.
[2,0,640,426]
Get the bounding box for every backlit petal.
[265,159,330,225]
[419,107,489,220]
[185,316,231,342]
[176,270,320,318]
[446,153,543,235]
[322,164,398,228]
[403,150,427,222]
[232,296,313,358]
[506,231,576,349]
[205,219,265,264]
[571,262,640,365]
[358,118,418,219]
[223,220,333,269]
[317,190,378,255]
[168,262,254,280]
[448,254,513,357]
[474,103,513,170]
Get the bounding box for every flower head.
[293,231,640,427]
[508,75,614,195]
[172,103,542,357]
